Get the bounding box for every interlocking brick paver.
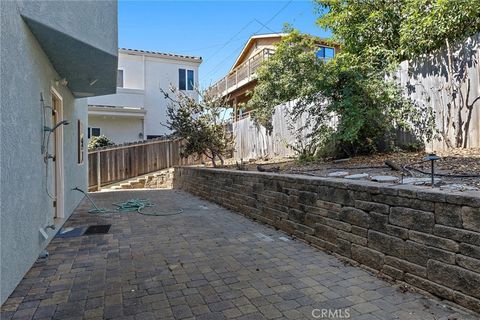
[2,189,478,319]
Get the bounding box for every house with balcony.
[87,49,202,144]
[208,33,339,122]
[0,0,118,304]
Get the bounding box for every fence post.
[96,152,101,191]
[168,141,173,167]
[166,142,170,168]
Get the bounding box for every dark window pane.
[179,69,186,90]
[88,127,91,139]
[187,70,194,90]
[92,128,101,137]
[146,135,163,140]
[117,70,124,87]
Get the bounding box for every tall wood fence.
[397,32,479,151]
[233,101,317,161]
[88,139,201,190]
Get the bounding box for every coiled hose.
[72,187,183,216]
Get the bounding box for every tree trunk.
[211,152,217,167]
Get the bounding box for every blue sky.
[118,0,330,88]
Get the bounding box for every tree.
[248,29,433,157]
[315,0,404,69]
[315,0,480,149]
[88,135,114,151]
[161,87,233,167]
[248,30,325,131]
[247,30,333,158]
[400,0,480,59]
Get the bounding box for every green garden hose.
[113,199,183,216]
[72,187,182,216]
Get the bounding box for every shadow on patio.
[1,189,477,320]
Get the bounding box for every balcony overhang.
[88,105,146,119]
[22,15,118,98]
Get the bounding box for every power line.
[258,0,293,33]
[203,0,293,81]
[253,19,280,35]
[203,42,248,80]
[178,38,245,53]
[204,19,257,63]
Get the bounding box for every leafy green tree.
[161,87,233,167]
[248,30,333,158]
[249,31,325,128]
[316,0,404,69]
[248,29,433,157]
[400,0,480,58]
[316,0,480,148]
[316,0,480,64]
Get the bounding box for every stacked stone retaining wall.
[173,167,480,313]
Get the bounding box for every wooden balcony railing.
[208,48,275,98]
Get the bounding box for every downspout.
[143,54,147,137]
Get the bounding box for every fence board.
[88,139,203,189]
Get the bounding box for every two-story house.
[208,33,339,122]
[87,48,202,144]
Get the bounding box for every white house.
[87,48,202,143]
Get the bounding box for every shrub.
[88,135,114,151]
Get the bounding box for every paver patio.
[1,189,478,320]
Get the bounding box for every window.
[316,46,335,60]
[179,69,186,90]
[91,127,101,137]
[179,68,194,91]
[117,69,124,87]
[147,135,163,140]
[187,70,194,90]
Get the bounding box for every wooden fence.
[88,139,201,190]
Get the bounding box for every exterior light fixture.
[424,153,440,187]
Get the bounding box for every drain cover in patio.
[83,224,111,235]
[55,227,85,238]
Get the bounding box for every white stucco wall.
[119,53,145,89]
[88,51,201,141]
[0,0,116,304]
[144,56,199,137]
[89,116,144,144]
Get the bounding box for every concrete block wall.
[173,167,480,313]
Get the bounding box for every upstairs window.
[117,70,124,87]
[179,69,186,90]
[316,46,335,61]
[187,70,194,90]
[179,68,195,91]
